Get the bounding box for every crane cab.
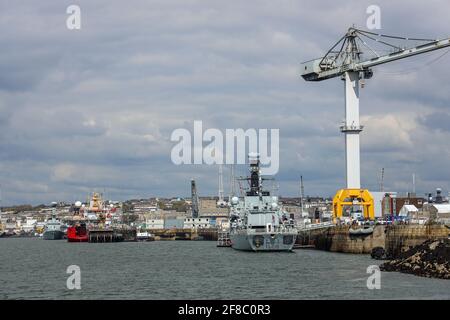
[300,58,322,81]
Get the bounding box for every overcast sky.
[1,0,450,205]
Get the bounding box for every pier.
[296,223,449,256]
[88,229,117,243]
[148,228,219,241]
[88,228,137,243]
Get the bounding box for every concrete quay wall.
[298,224,449,255]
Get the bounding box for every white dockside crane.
[301,27,450,220]
[217,164,227,208]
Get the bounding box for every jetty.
[296,223,449,256]
[88,227,137,243]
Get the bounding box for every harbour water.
[0,238,449,300]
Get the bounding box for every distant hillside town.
[1,187,450,237]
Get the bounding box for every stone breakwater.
[380,239,450,279]
[384,224,449,259]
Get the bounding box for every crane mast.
[191,179,199,218]
[300,176,307,217]
[229,164,236,201]
[301,27,450,221]
[217,164,227,207]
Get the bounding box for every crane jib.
[361,38,450,70]
[301,36,450,81]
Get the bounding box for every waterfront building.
[164,218,184,229]
[145,218,164,229]
[21,216,37,233]
[382,193,425,216]
[196,198,228,227]
[184,217,211,229]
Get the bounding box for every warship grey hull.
[43,230,64,240]
[230,231,296,252]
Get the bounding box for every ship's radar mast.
[243,153,272,197]
[248,153,262,196]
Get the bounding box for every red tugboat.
[67,223,88,242]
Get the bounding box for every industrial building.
[382,193,425,216]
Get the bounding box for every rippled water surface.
[0,238,449,299]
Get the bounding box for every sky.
[0,0,450,205]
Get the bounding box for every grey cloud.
[1,0,450,204]
[418,111,450,132]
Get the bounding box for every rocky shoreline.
[379,239,450,279]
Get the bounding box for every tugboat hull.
[67,225,88,242]
[67,235,88,242]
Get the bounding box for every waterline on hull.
[230,232,296,252]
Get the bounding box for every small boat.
[136,231,155,241]
[67,223,88,242]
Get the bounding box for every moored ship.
[67,192,107,243]
[67,223,88,242]
[229,153,297,252]
[43,215,64,240]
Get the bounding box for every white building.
[22,217,37,233]
[429,204,450,214]
[399,204,418,217]
[4,220,23,234]
[134,205,158,213]
[184,218,211,229]
[429,204,450,223]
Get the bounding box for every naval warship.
[43,214,64,240]
[229,153,297,251]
